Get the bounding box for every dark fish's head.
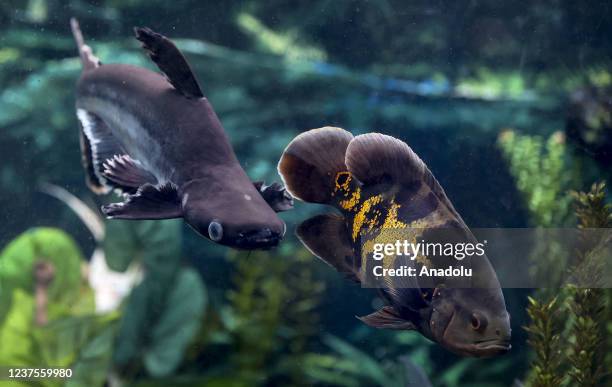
[181,179,286,250]
[429,287,511,357]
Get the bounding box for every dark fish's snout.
[236,227,283,250]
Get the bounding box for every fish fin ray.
[102,155,158,191]
[296,213,359,282]
[357,306,417,330]
[254,181,294,212]
[134,27,203,98]
[77,109,127,194]
[278,127,354,204]
[101,183,182,220]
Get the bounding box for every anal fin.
[296,213,358,282]
[358,306,417,330]
[101,183,182,220]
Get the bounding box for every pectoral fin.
[296,213,358,282]
[101,183,182,220]
[102,155,158,192]
[358,306,417,330]
[254,181,294,212]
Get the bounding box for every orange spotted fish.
[278,127,511,357]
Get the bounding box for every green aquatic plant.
[201,246,324,386]
[500,129,610,386]
[498,129,573,289]
[565,182,610,387]
[236,12,326,62]
[523,297,564,387]
[104,220,207,379]
[0,228,118,387]
[497,129,572,227]
[0,228,89,326]
[301,335,419,387]
[523,182,611,387]
[571,182,612,230]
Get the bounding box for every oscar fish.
[70,19,292,249]
[278,127,511,357]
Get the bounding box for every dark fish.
[69,19,293,249]
[278,127,511,357]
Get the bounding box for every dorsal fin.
[134,27,204,98]
[345,133,465,223]
[345,133,425,186]
[277,127,354,204]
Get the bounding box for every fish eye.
[208,220,223,242]
[471,312,487,332]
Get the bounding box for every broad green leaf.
[102,220,136,272]
[0,228,83,309]
[104,219,182,275]
[143,268,207,377]
[0,290,36,367]
[114,267,206,377]
[0,228,95,327]
[65,318,117,387]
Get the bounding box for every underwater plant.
[499,127,611,386]
[497,129,572,228]
[103,219,207,379]
[565,183,610,387]
[302,334,425,387]
[209,246,325,386]
[498,129,574,289]
[0,228,118,387]
[522,182,611,387]
[39,185,209,382]
[523,297,564,387]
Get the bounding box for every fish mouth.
[473,338,512,356]
[235,228,282,250]
[475,338,511,350]
[439,314,511,357]
[447,338,511,358]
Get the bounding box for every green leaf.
[114,267,207,378]
[0,228,85,323]
[0,290,36,366]
[65,319,117,387]
[103,220,136,272]
[144,267,207,377]
[104,219,182,275]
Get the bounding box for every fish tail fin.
[278,126,354,204]
[70,17,100,70]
